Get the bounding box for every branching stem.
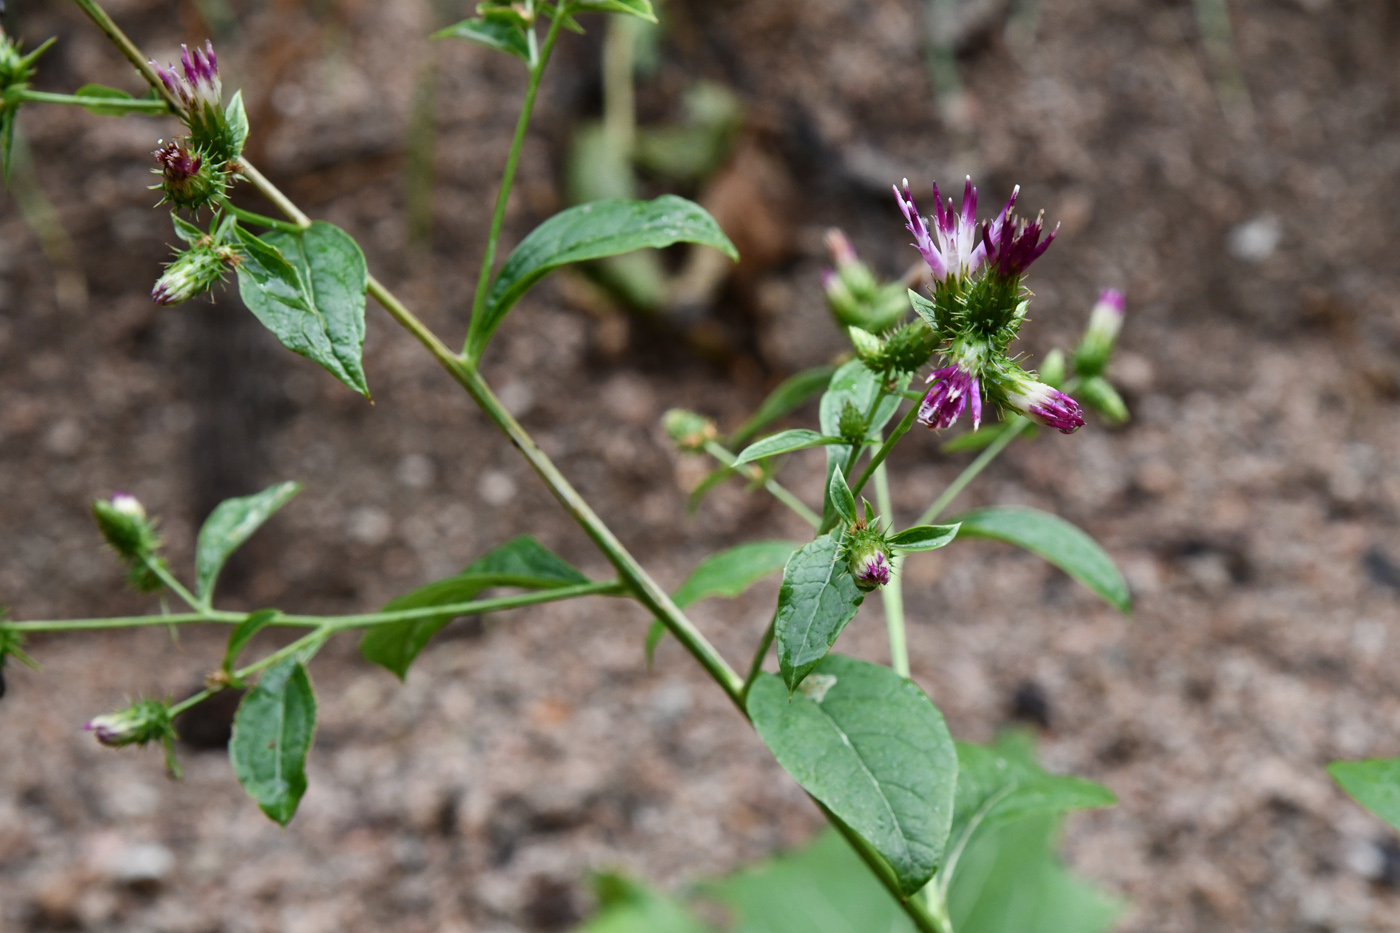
[702,440,821,529]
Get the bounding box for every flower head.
[152,241,234,305]
[821,228,908,333]
[982,195,1059,280]
[918,362,983,431]
[85,699,175,748]
[1074,288,1126,376]
[845,532,894,592]
[895,176,991,286]
[152,140,225,211]
[153,41,222,117]
[998,371,1085,434]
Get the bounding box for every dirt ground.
[3,0,1400,930]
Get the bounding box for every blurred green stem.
[13,89,170,113]
[466,2,571,354]
[703,440,821,529]
[874,459,908,677]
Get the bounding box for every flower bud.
[1038,348,1067,388]
[997,370,1085,434]
[821,229,905,334]
[152,140,225,211]
[0,28,52,94]
[151,242,234,305]
[848,326,884,363]
[1077,375,1129,423]
[662,409,717,453]
[85,699,176,748]
[846,535,893,592]
[0,622,40,701]
[93,494,158,561]
[1073,288,1125,377]
[837,400,869,445]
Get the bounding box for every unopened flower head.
[85,699,174,748]
[996,369,1085,434]
[0,28,51,92]
[1074,288,1126,376]
[151,242,235,305]
[110,493,146,520]
[821,228,906,333]
[845,531,893,592]
[92,494,160,561]
[662,409,717,453]
[152,140,225,211]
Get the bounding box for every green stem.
[702,440,821,529]
[823,804,948,933]
[741,613,776,703]
[465,5,571,358]
[220,200,308,234]
[851,401,919,501]
[145,557,201,611]
[13,89,171,113]
[916,415,1028,526]
[69,0,184,113]
[168,626,327,718]
[874,460,908,678]
[9,581,625,634]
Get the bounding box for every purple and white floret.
[918,364,983,431]
[1003,378,1085,434]
[895,177,993,285]
[152,41,222,115]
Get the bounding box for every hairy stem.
[145,556,201,611]
[13,89,171,113]
[702,440,821,528]
[466,5,571,356]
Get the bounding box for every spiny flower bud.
[152,140,225,211]
[1073,288,1126,377]
[0,620,40,701]
[997,369,1085,434]
[821,228,907,334]
[86,699,174,748]
[0,28,52,93]
[1077,375,1128,424]
[93,494,157,561]
[837,400,869,445]
[152,241,235,305]
[663,409,717,453]
[844,531,893,592]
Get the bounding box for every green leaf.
[889,523,960,552]
[171,214,205,244]
[908,289,939,330]
[234,223,371,398]
[229,658,317,826]
[575,0,658,22]
[195,481,302,605]
[470,195,737,361]
[1329,758,1400,833]
[774,535,864,690]
[947,813,1123,933]
[72,83,138,116]
[359,536,589,679]
[673,541,800,608]
[818,360,903,524]
[828,466,857,526]
[747,655,958,895]
[943,732,1116,890]
[728,364,836,447]
[222,609,282,675]
[953,507,1131,614]
[224,90,249,160]
[685,465,735,516]
[434,17,531,61]
[731,430,843,467]
[647,541,798,666]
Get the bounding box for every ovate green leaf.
[953,507,1131,614]
[222,609,282,675]
[1329,758,1400,833]
[471,196,737,361]
[72,83,137,116]
[672,541,800,608]
[360,536,589,679]
[195,481,302,604]
[774,535,864,691]
[747,655,957,895]
[229,658,317,826]
[234,223,370,398]
[434,17,531,61]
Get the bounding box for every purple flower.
[982,193,1059,279]
[152,41,222,116]
[853,549,892,590]
[918,363,983,431]
[154,140,201,182]
[1003,378,1085,434]
[895,177,994,285]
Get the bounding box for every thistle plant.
[2,3,1143,930]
